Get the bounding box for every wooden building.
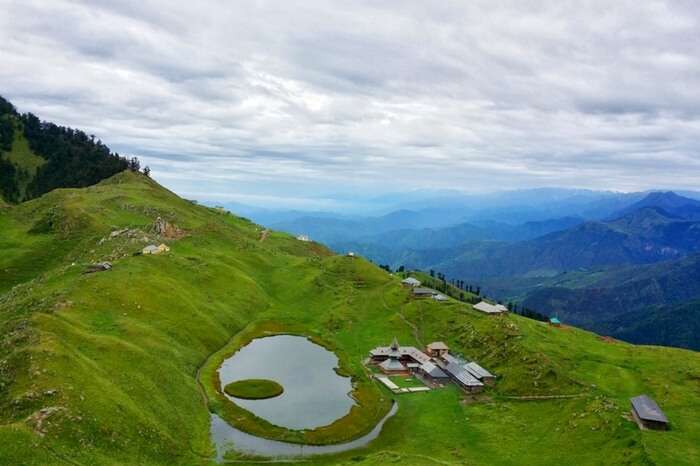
[369,337,431,375]
[426,341,449,359]
[631,395,669,430]
[412,287,437,298]
[464,362,496,385]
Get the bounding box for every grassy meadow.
[0,171,699,465]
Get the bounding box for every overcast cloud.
[1,1,699,207]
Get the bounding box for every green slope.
[0,95,132,204]
[1,172,699,465]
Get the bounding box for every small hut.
[426,341,449,359]
[630,395,669,430]
[473,301,507,314]
[401,277,421,288]
[412,287,436,298]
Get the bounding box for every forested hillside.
[0,95,136,203]
[521,253,700,350]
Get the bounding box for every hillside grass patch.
[224,379,284,399]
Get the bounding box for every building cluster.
[401,277,449,302]
[402,276,508,310]
[369,337,494,393]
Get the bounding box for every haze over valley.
[2,1,700,465]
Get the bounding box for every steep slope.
[521,253,700,350]
[437,203,700,281]
[1,173,699,465]
[612,191,700,221]
[0,95,133,203]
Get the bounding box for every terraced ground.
[0,171,699,465]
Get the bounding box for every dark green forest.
[0,95,139,203]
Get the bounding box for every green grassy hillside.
[1,172,699,465]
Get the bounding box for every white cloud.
[1,0,700,205]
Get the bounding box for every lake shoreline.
[198,321,392,447]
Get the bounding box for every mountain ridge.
[0,95,138,203]
[2,171,699,465]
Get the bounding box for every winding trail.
[499,393,588,400]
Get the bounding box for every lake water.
[210,402,398,461]
[217,334,355,430]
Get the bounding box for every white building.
[473,301,508,314]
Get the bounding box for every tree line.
[0,95,149,203]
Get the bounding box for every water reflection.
[218,335,355,429]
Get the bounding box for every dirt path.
[499,393,588,400]
[259,229,269,241]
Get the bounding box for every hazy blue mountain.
[609,191,700,221]
[520,253,700,350]
[270,208,467,245]
[263,188,649,247]
[326,216,583,267]
[436,196,700,281]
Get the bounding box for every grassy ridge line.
[0,171,699,465]
[0,172,286,464]
[200,321,391,445]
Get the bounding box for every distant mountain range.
[256,190,700,350]
[436,197,700,281]
[521,252,700,350]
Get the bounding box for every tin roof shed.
[631,395,668,424]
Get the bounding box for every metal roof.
[464,362,494,379]
[379,358,406,371]
[432,293,449,301]
[443,353,461,364]
[631,395,668,423]
[473,301,507,314]
[445,362,483,387]
[370,345,431,364]
[427,341,449,350]
[420,361,448,378]
[401,277,421,286]
[413,287,437,295]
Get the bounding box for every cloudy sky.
[1,1,699,208]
